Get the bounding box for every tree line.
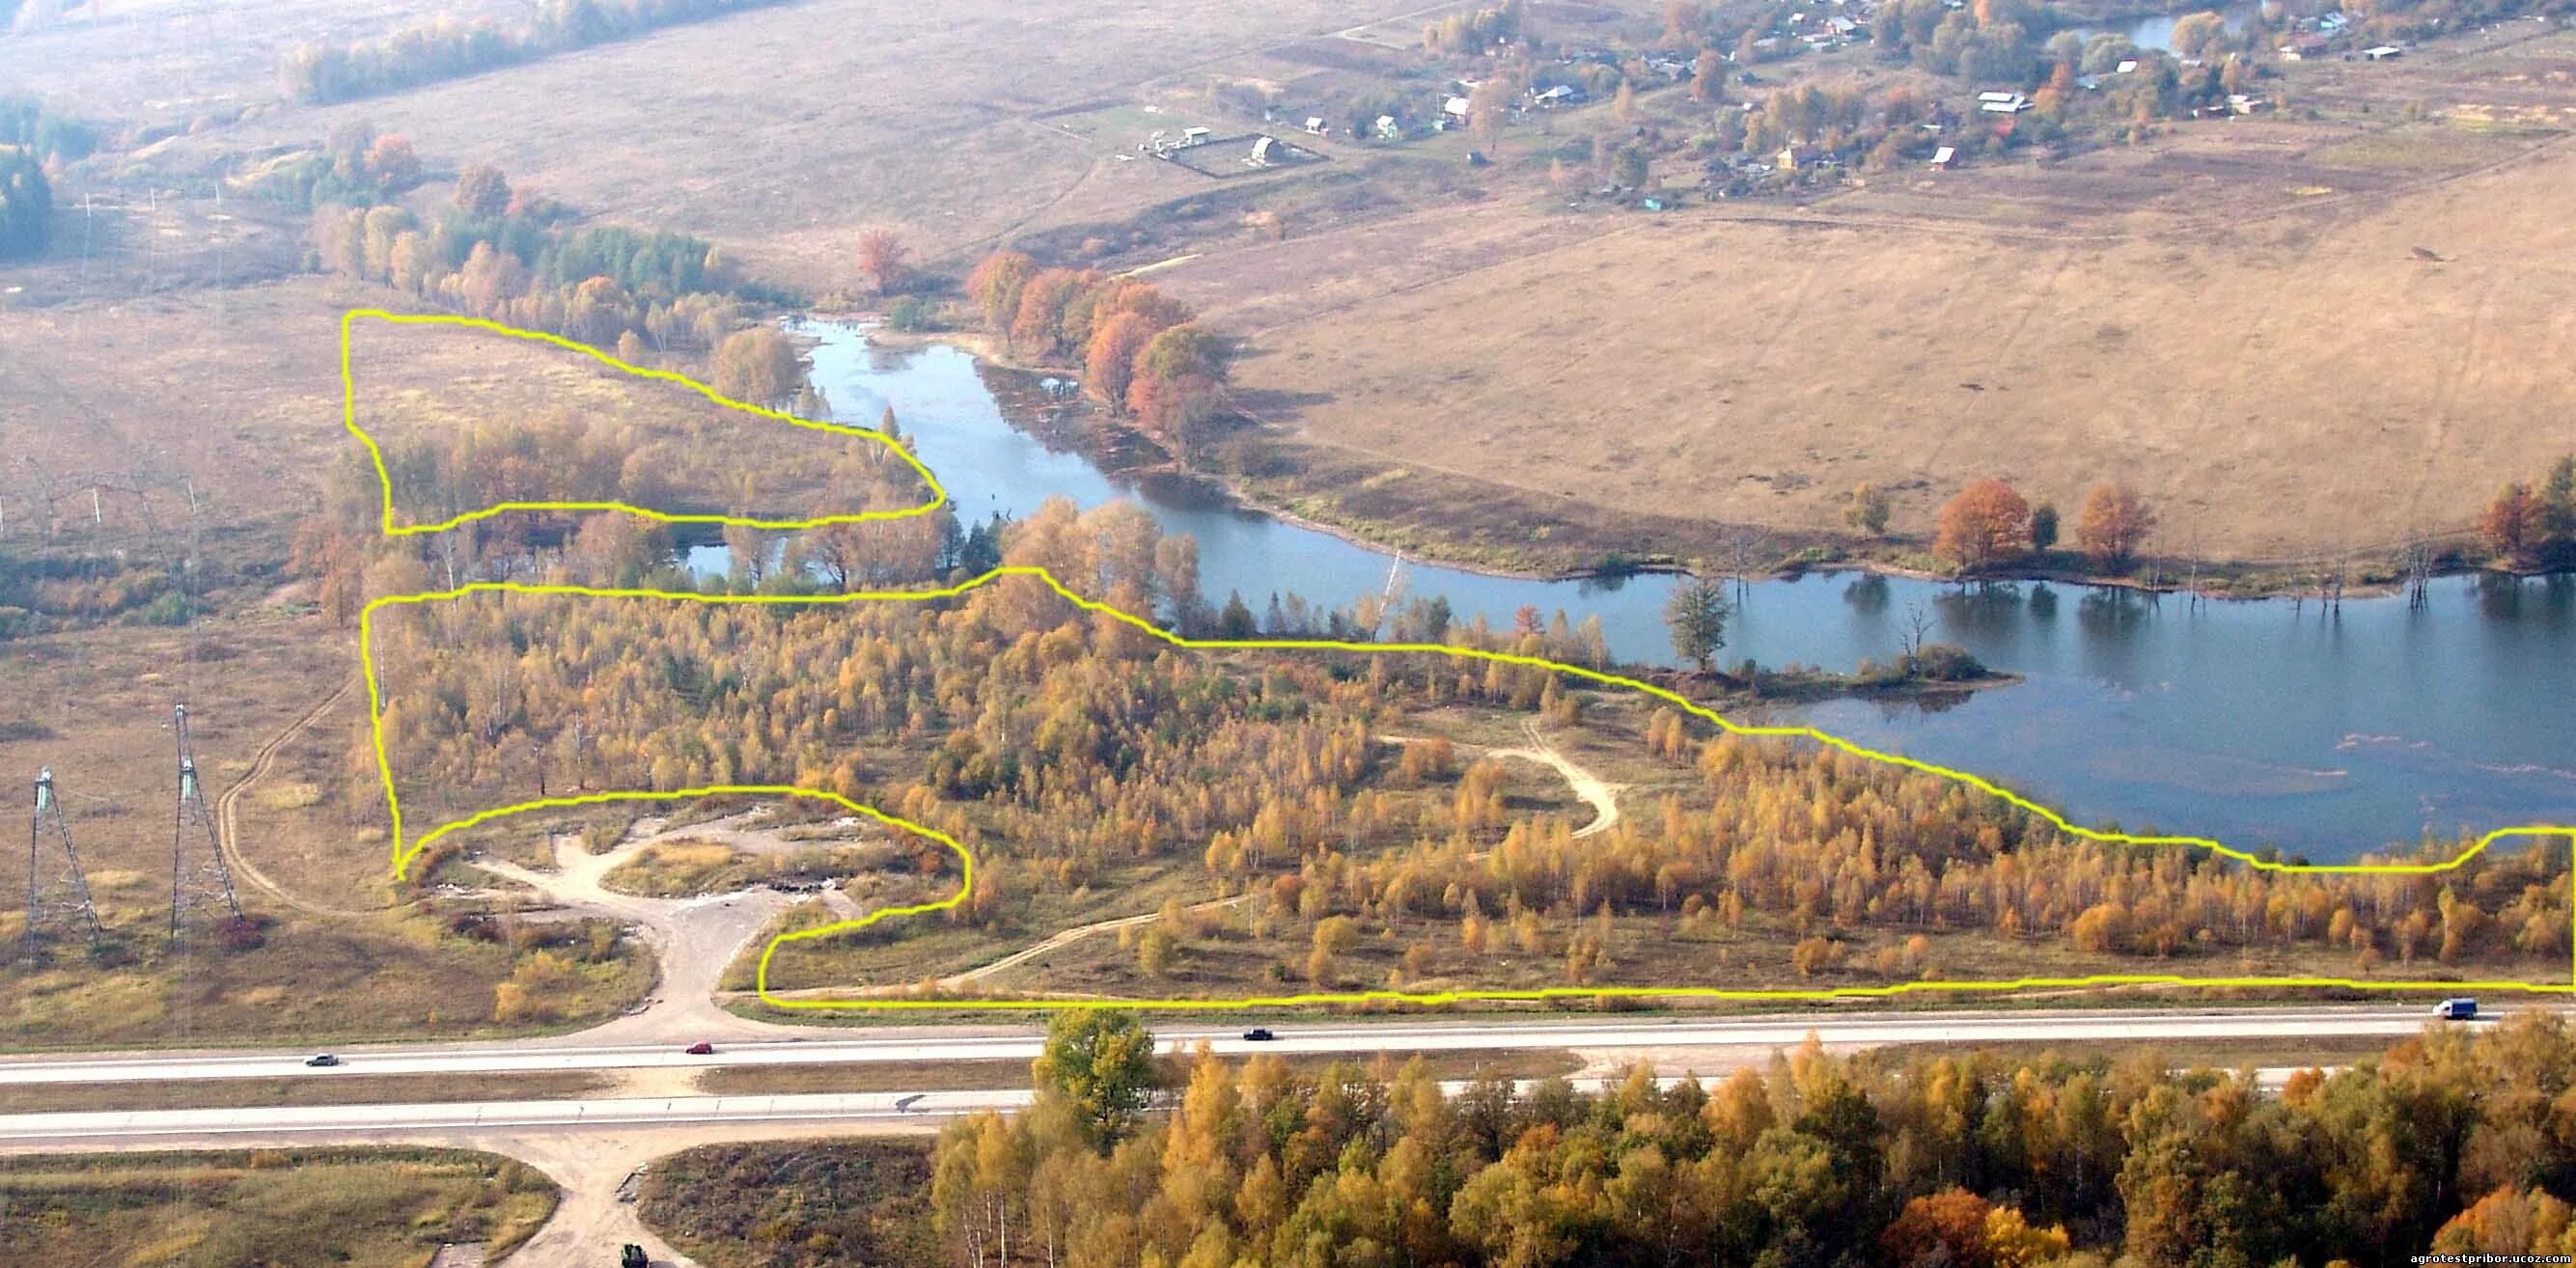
[963,250,1233,455]
[915,1007,2576,1268]
[1914,479,2156,577]
[1181,720,2565,993]
[301,133,753,355]
[278,0,798,105]
[0,143,44,262]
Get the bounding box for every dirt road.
[474,816,808,1046]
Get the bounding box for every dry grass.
[0,1070,611,1115]
[695,1046,1578,1095]
[0,1147,558,1267]
[1863,1032,2407,1074]
[602,841,750,897]
[0,280,362,581]
[0,598,659,1049]
[641,1139,933,1268]
[33,0,1462,286]
[345,315,914,524]
[1159,34,2576,565]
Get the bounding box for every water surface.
[740,322,2576,861]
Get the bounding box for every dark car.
[1241,1028,1277,1041]
[684,1041,715,1055]
[305,1054,341,1067]
[622,1245,651,1268]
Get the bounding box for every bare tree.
[1714,525,1772,601]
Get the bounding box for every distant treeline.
[0,96,94,263]
[0,96,100,167]
[282,124,750,354]
[0,145,45,262]
[278,0,798,105]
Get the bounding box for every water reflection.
[1842,573,1889,615]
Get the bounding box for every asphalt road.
[4,1065,2328,1148]
[0,1005,2488,1087]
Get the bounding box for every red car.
[684,1041,715,1056]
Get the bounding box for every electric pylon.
[23,767,102,961]
[168,704,242,945]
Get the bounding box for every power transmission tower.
[24,768,102,962]
[168,704,242,945]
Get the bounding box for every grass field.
[0,1070,611,1115]
[0,1147,558,1267]
[1153,30,2576,567]
[639,1139,935,1268]
[16,0,1454,286]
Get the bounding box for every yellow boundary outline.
[340,309,949,535]
[347,312,2576,1011]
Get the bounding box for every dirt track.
[473,816,807,1046]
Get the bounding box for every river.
[697,320,2576,862]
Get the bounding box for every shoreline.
[827,317,2553,603]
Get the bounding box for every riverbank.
[941,340,2505,602]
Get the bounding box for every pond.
[700,321,2576,863]
[2073,1,2260,52]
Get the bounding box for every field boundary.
[346,311,2576,1011]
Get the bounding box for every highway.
[0,1004,2486,1088]
[3,1066,2326,1148]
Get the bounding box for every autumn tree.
[1664,575,1729,672]
[1691,48,1726,102]
[1934,478,2032,574]
[2168,10,2231,59]
[1880,1188,1994,1266]
[1136,925,1177,979]
[1084,309,1160,410]
[1467,74,1517,146]
[1844,482,1891,536]
[2072,482,2156,573]
[2480,482,2544,567]
[2542,455,2576,542]
[455,162,511,217]
[364,133,423,191]
[1127,323,1231,448]
[964,249,1038,331]
[853,227,910,294]
[707,326,798,405]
